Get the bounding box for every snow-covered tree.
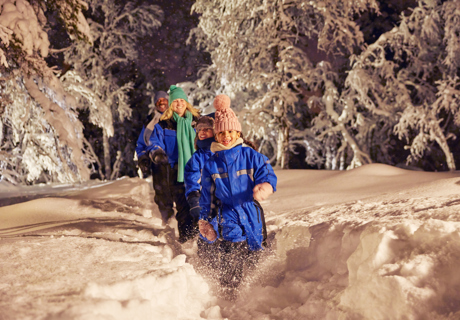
[190,0,379,169]
[61,0,163,179]
[191,0,460,171]
[0,0,92,184]
[342,1,460,171]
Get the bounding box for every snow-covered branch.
[61,0,163,179]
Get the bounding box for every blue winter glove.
[187,191,201,223]
[190,206,201,222]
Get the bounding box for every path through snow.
[1,164,460,319]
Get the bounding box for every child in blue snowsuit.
[184,115,220,272]
[198,95,277,297]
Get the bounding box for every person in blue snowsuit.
[136,90,169,176]
[135,91,174,224]
[184,115,220,272]
[198,94,277,297]
[145,85,201,243]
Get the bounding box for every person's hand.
[137,154,151,177]
[253,182,273,201]
[198,220,217,241]
[150,150,168,164]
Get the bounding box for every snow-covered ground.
[1,164,460,319]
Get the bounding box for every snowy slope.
[1,164,460,319]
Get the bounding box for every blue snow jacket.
[199,143,277,251]
[184,140,219,243]
[184,146,213,198]
[135,126,151,158]
[145,117,198,168]
[135,111,162,158]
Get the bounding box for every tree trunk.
[103,129,111,179]
[276,117,290,169]
[24,76,89,181]
[323,81,371,170]
[339,123,372,169]
[325,135,338,170]
[433,122,456,171]
[83,137,105,180]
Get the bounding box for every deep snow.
[1,164,460,319]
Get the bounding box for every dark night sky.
[46,0,208,90]
[137,0,209,87]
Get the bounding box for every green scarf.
[173,111,196,182]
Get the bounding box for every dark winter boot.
[219,286,238,301]
[218,240,249,298]
[169,172,197,243]
[152,163,174,224]
[196,237,221,279]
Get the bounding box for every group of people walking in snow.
[135,85,277,298]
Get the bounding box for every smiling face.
[197,128,214,140]
[216,130,241,147]
[155,98,169,113]
[171,99,187,117]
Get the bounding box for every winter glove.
[137,153,151,178]
[190,206,201,224]
[253,182,273,202]
[187,191,201,223]
[150,149,168,165]
[198,220,217,241]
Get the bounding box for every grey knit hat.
[195,115,214,131]
[154,91,168,105]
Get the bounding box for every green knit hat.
[168,85,188,106]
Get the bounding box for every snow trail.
[2,164,460,319]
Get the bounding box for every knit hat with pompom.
[168,85,188,106]
[213,94,241,133]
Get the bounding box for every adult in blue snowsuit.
[199,95,277,297]
[146,85,201,243]
[135,91,175,224]
[184,115,220,272]
[136,90,169,176]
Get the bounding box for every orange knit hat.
[213,94,242,133]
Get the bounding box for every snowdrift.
[1,164,460,319]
